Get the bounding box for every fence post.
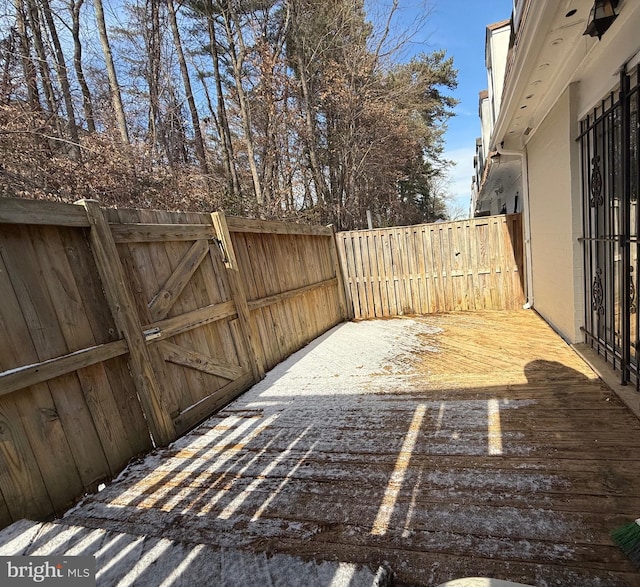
[328,225,351,320]
[76,199,176,446]
[211,211,265,381]
[332,229,355,319]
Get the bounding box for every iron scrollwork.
[592,267,605,315]
[590,156,603,207]
[631,266,637,314]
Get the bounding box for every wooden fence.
[336,214,525,319]
[0,198,346,527]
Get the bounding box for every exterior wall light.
[583,0,619,39]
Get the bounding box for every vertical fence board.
[58,228,151,457]
[336,215,525,319]
[32,226,138,476]
[0,227,86,506]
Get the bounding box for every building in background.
[472,18,521,218]
[474,0,640,385]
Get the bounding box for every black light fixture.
[583,0,620,40]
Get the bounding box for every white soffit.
[494,0,636,150]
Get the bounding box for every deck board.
[56,311,640,585]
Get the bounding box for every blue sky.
[391,0,513,217]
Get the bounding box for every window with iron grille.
[580,65,639,388]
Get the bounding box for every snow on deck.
[8,311,640,585]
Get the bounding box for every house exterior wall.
[526,85,582,343]
[487,26,510,122]
[475,22,514,218]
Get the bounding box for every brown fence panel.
[0,216,152,525]
[336,214,525,319]
[0,199,348,527]
[221,216,347,371]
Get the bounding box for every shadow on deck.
[2,311,640,586]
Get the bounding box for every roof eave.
[489,0,556,152]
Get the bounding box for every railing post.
[620,69,632,385]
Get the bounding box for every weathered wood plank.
[250,234,288,362]
[179,214,242,399]
[226,216,332,237]
[0,395,52,521]
[232,232,274,370]
[173,372,254,435]
[59,227,152,457]
[0,230,86,507]
[112,210,183,419]
[329,227,349,320]
[31,225,142,478]
[0,340,128,397]
[141,210,212,408]
[0,198,90,227]
[146,301,236,342]
[110,223,214,243]
[160,341,243,381]
[277,235,305,353]
[78,200,176,446]
[247,278,338,311]
[0,488,10,529]
[148,239,210,322]
[211,213,265,380]
[335,234,355,318]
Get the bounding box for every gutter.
[495,145,534,310]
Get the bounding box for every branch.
[0,130,98,153]
[372,0,398,64]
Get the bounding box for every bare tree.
[94,0,130,145]
[216,0,263,207]
[202,0,241,199]
[166,0,208,173]
[40,0,81,158]
[69,0,95,132]
[11,1,41,110]
[25,0,57,115]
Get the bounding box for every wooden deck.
[38,312,640,585]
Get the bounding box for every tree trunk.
[25,0,57,116]
[12,4,40,110]
[166,0,208,174]
[94,0,130,145]
[296,53,329,207]
[1,30,14,103]
[70,0,95,132]
[219,3,263,208]
[40,0,81,160]
[144,0,169,162]
[206,6,241,200]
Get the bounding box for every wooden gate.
[103,207,261,436]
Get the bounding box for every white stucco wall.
[489,26,510,120]
[526,85,583,343]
